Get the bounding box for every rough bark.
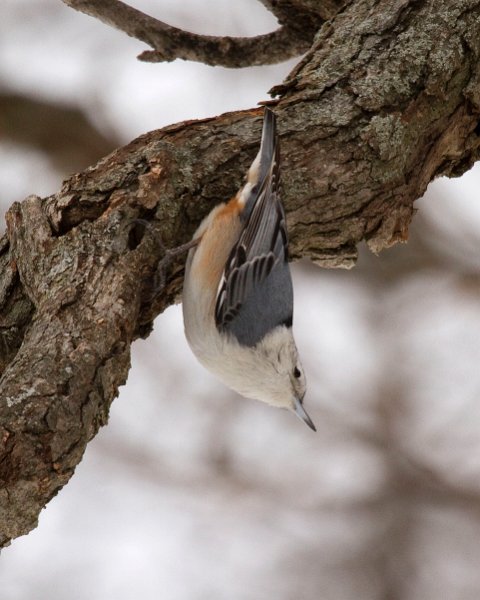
[1,0,480,547]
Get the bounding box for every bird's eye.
[293,367,301,379]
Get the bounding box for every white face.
[225,326,307,410]
[290,359,307,405]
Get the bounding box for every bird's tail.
[240,108,279,220]
[255,108,277,187]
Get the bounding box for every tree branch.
[259,0,351,24]
[60,0,320,67]
[1,0,480,547]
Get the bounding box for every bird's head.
[225,326,315,431]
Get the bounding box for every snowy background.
[1,1,480,599]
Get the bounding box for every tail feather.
[241,108,278,220]
[256,108,276,185]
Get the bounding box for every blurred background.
[1,1,480,599]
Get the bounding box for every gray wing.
[214,110,293,347]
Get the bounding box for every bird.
[182,108,316,431]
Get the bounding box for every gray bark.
[1,0,480,547]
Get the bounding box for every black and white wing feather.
[215,109,294,347]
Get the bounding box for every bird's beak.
[293,398,317,432]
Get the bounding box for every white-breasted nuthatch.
[182,109,315,431]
